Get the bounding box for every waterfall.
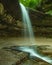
[19,3,52,64]
[20,3,34,43]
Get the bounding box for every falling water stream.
[20,3,34,43]
[16,3,52,64]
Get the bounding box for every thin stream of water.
[20,3,34,43]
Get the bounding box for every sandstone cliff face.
[0,0,52,37]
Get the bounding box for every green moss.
[46,10,52,15]
[0,3,4,15]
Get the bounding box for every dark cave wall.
[0,0,21,20]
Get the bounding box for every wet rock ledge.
[0,45,52,65]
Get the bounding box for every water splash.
[17,46,52,64]
[19,3,52,64]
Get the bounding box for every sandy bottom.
[0,37,52,48]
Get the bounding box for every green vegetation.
[20,0,41,9]
[20,0,52,15]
